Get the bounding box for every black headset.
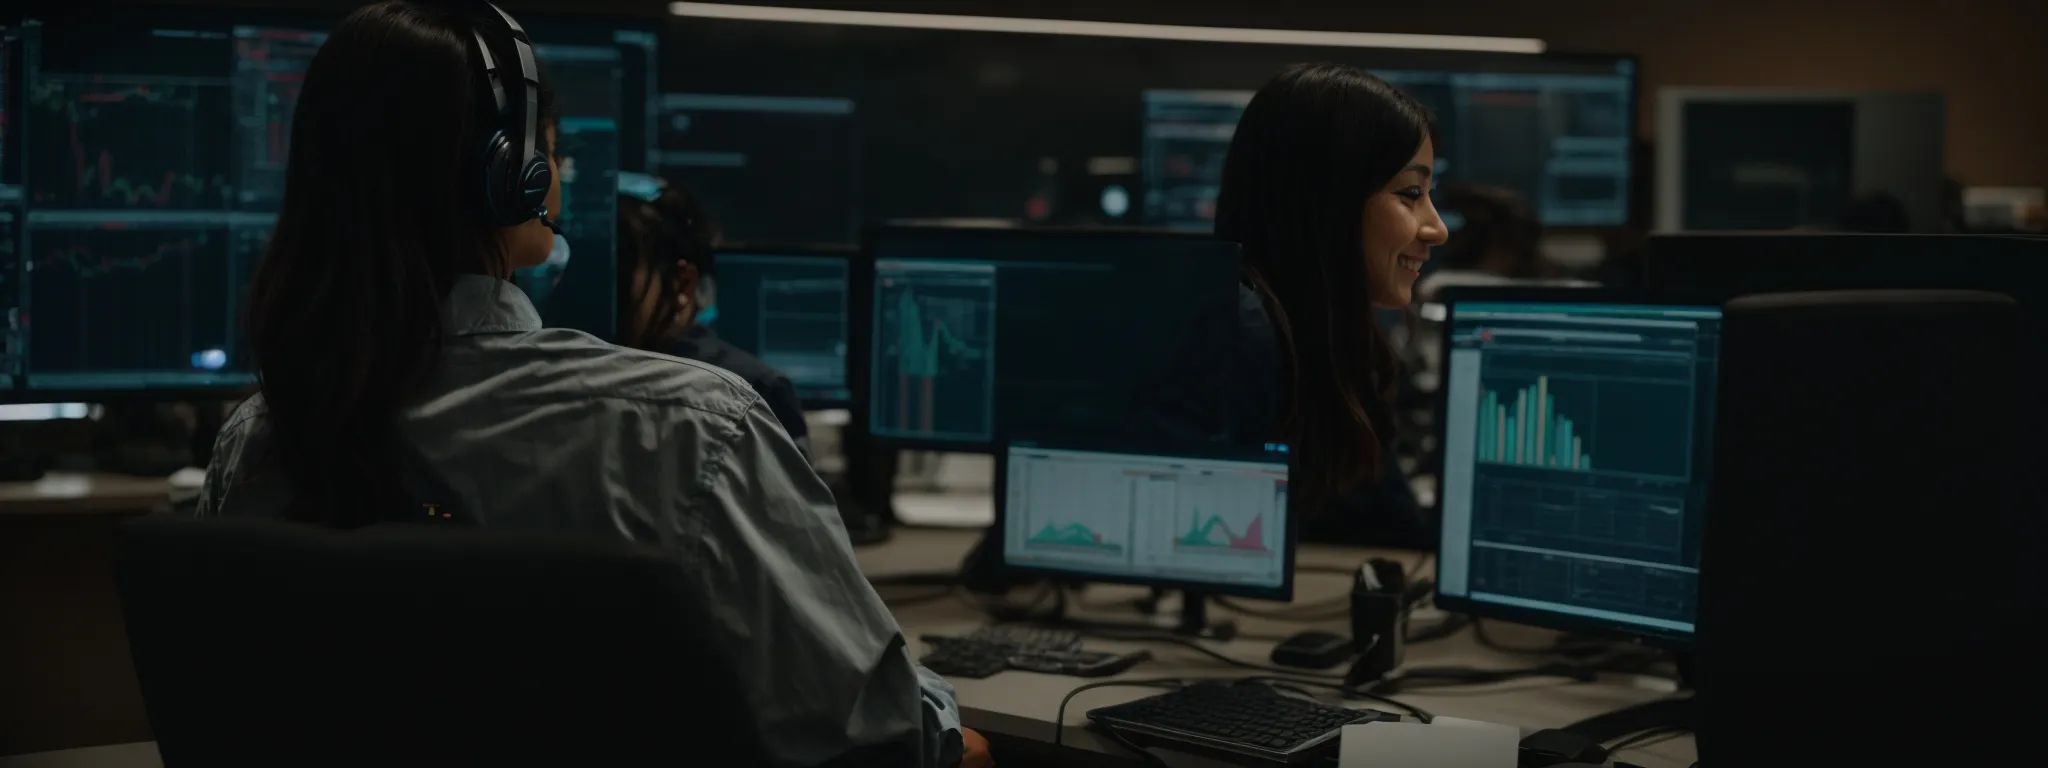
[463,1,556,232]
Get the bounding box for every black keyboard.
[919,637,1150,679]
[1087,682,1391,764]
[1007,648,1150,677]
[918,640,1011,679]
[945,625,1083,651]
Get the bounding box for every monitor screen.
[525,19,661,342]
[1434,299,1720,642]
[9,14,330,393]
[703,249,850,406]
[0,12,653,396]
[1000,439,1292,597]
[1142,59,1636,231]
[656,93,860,246]
[861,228,1240,449]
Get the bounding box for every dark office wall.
[710,0,2048,188]
[48,0,2048,186]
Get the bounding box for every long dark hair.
[1213,62,1434,507]
[615,183,721,350]
[244,1,535,527]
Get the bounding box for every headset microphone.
[537,208,562,236]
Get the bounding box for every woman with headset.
[198,4,989,766]
[1139,63,1448,546]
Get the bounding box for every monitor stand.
[837,422,897,547]
[1041,589,1237,641]
[1561,653,1696,742]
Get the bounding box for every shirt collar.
[442,274,544,337]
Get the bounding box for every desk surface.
[863,529,1695,768]
[0,472,172,515]
[0,527,1696,768]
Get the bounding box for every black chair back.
[1698,289,2042,764]
[113,516,763,766]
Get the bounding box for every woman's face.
[1360,136,1450,308]
[502,126,566,271]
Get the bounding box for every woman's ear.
[674,260,701,308]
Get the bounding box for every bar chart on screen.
[1473,372,1691,480]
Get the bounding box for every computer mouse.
[1270,630,1355,669]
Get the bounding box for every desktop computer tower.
[1697,290,2042,764]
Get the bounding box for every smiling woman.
[1133,62,1447,541]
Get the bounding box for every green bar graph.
[1476,376,1590,470]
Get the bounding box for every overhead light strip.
[668,3,1545,54]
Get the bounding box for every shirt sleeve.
[754,373,814,462]
[678,394,963,768]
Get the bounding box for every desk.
[0,474,168,758]
[0,524,1695,768]
[864,528,1696,768]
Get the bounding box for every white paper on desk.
[1337,717,1519,768]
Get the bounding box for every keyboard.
[1006,648,1150,677]
[961,625,1084,651]
[918,631,1149,679]
[918,640,1011,679]
[1087,682,1392,764]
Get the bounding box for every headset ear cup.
[519,158,552,220]
[478,129,517,226]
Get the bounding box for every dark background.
[25,0,2041,191]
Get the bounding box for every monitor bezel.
[990,431,1297,602]
[849,223,1230,454]
[1429,285,1720,649]
[706,243,857,410]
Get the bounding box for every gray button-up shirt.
[199,274,963,768]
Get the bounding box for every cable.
[1368,662,1598,695]
[1607,726,1686,755]
[1406,552,1433,580]
[1211,594,1350,621]
[1085,631,1363,679]
[1470,616,1569,654]
[1237,675,1435,723]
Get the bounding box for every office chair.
[1697,290,2042,765]
[113,516,769,766]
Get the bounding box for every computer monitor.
[656,93,860,246]
[702,246,852,408]
[854,226,1241,451]
[521,19,662,342]
[528,18,659,173]
[1142,56,1638,231]
[4,11,333,397]
[1432,288,1721,646]
[1655,89,1945,233]
[996,435,1295,602]
[0,11,652,400]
